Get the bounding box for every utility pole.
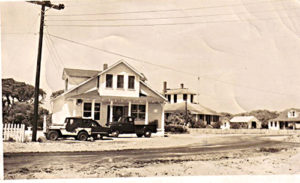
[27,1,64,141]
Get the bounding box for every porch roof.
[67,89,164,103]
[164,102,219,116]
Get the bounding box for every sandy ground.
[3,134,300,179]
[3,133,240,153]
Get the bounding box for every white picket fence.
[3,123,26,142]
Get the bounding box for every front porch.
[68,95,165,135]
[269,120,300,130]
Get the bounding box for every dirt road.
[4,134,300,179]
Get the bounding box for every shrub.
[165,124,188,134]
[211,121,221,129]
[190,120,206,128]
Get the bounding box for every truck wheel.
[77,131,88,141]
[111,130,119,137]
[136,133,143,138]
[144,130,152,138]
[48,131,59,141]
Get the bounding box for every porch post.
[110,100,113,123]
[293,122,295,130]
[128,101,131,117]
[73,99,76,116]
[92,99,95,120]
[145,100,149,125]
[195,114,198,121]
[204,115,206,125]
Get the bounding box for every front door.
[107,105,129,123]
[251,121,256,129]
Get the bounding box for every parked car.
[109,116,157,138]
[45,117,111,141]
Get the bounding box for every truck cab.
[109,116,157,137]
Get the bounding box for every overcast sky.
[2,0,300,113]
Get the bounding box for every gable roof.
[164,102,219,115]
[270,108,300,122]
[140,81,167,101]
[52,60,161,101]
[99,60,147,81]
[230,116,259,123]
[62,68,100,80]
[164,88,197,95]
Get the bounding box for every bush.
[165,124,188,134]
[190,120,206,128]
[211,121,221,129]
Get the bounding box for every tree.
[2,78,46,106]
[2,78,48,128]
[50,89,64,99]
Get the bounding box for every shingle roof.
[164,88,197,95]
[270,108,300,122]
[164,102,219,115]
[62,68,100,79]
[230,116,259,123]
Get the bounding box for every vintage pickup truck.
[45,117,111,141]
[109,117,158,138]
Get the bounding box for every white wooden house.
[50,60,167,136]
[269,108,300,130]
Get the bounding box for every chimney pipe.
[163,81,167,93]
[103,64,108,70]
[181,83,184,89]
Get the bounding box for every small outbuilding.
[229,116,261,129]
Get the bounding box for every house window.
[106,74,113,88]
[275,122,277,127]
[94,103,101,120]
[167,95,171,102]
[96,76,100,88]
[83,103,92,118]
[191,95,194,103]
[174,94,177,103]
[128,76,135,89]
[131,104,146,120]
[117,75,124,88]
[183,94,187,101]
[65,78,68,91]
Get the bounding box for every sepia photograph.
[1,0,300,182]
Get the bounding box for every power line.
[46,32,200,77]
[45,14,300,27]
[46,33,300,97]
[45,28,65,68]
[46,0,289,16]
[45,6,300,22]
[44,35,63,79]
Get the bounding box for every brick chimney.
[163,81,167,93]
[103,63,108,70]
[180,83,184,89]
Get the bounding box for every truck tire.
[111,130,119,137]
[136,133,143,138]
[77,131,88,141]
[144,130,152,138]
[48,131,59,141]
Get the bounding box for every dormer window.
[288,110,297,118]
[117,75,124,88]
[65,78,68,91]
[106,74,113,88]
[183,94,187,101]
[97,76,100,88]
[174,94,177,103]
[128,76,135,89]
